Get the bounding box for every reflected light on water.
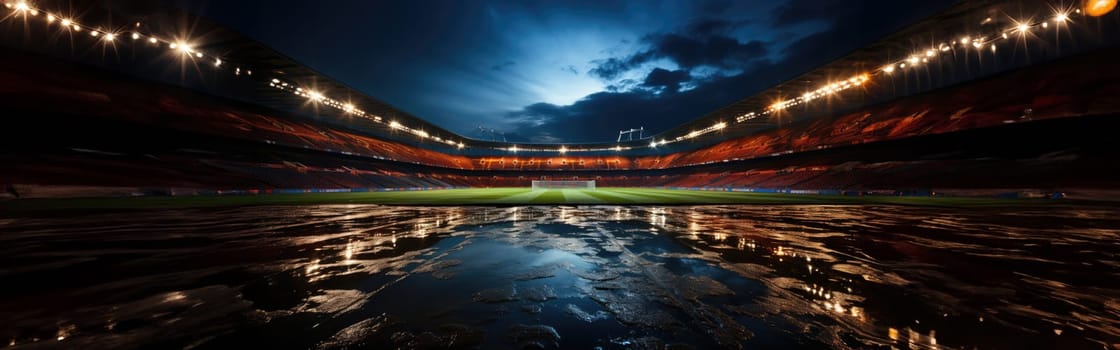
[649,207,667,228]
[305,259,320,278]
[344,240,354,261]
[1,205,1118,349]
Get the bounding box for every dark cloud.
[509,0,956,142]
[514,102,571,123]
[646,34,767,69]
[641,68,691,94]
[588,19,768,81]
[490,60,515,71]
[562,65,579,75]
[506,64,792,143]
[588,52,654,81]
[504,92,665,143]
[587,58,627,80]
[685,18,748,36]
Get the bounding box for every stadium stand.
[2,11,1119,197]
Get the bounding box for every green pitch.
[1,187,1058,211]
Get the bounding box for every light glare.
[1086,0,1117,17]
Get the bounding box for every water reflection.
[1,205,1119,349]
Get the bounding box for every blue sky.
[176,0,954,142]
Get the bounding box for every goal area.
[531,180,596,190]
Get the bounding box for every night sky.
[173,0,955,143]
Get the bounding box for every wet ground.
[2,205,1120,349]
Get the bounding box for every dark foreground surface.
[2,205,1119,349]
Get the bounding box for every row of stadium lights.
[4,0,1116,155]
[0,1,475,149]
[3,1,240,74]
[266,78,465,149]
[878,6,1085,77]
[660,2,1113,153]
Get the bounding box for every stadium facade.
[1,0,1118,198]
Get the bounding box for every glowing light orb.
[1085,0,1117,16]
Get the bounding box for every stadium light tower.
[617,127,644,142]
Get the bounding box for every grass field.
[0,187,1064,211]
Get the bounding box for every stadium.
[2,0,1120,349]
